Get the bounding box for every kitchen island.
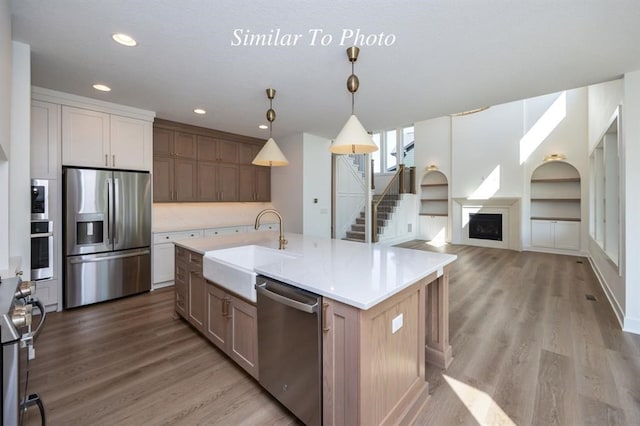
[174,232,456,425]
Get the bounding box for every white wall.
[10,41,31,277]
[270,132,332,237]
[414,116,452,178]
[0,0,11,272]
[302,133,331,237]
[271,133,304,233]
[586,79,626,326]
[622,71,640,333]
[588,79,624,150]
[451,102,524,199]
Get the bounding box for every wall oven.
[30,221,53,281]
[31,179,54,281]
[31,179,49,221]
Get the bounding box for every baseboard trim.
[587,255,625,330]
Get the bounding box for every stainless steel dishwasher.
[256,276,322,426]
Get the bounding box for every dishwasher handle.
[256,282,319,314]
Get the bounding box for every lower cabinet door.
[174,260,188,318]
[531,220,554,248]
[554,221,580,250]
[188,270,206,331]
[228,295,259,379]
[206,283,227,350]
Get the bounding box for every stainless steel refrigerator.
[63,167,151,308]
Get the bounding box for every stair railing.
[372,164,415,242]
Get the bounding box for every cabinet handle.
[220,191,224,201]
[322,302,330,332]
[112,154,116,167]
[222,298,231,318]
[105,154,108,167]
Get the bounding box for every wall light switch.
[392,313,403,334]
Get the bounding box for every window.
[371,125,414,173]
[590,107,621,268]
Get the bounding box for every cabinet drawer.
[255,222,279,232]
[153,229,204,244]
[204,226,246,237]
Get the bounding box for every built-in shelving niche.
[530,161,581,251]
[419,171,449,216]
[419,171,449,242]
[530,161,581,221]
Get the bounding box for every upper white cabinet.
[62,106,110,168]
[110,114,153,170]
[62,106,152,171]
[31,100,60,179]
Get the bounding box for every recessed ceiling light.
[112,33,137,47]
[92,84,111,92]
[194,108,207,115]
[258,124,268,130]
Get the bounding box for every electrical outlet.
[392,313,403,334]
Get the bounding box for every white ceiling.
[10,0,640,140]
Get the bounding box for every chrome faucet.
[255,209,287,250]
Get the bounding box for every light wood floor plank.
[23,242,640,425]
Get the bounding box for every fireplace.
[468,213,503,241]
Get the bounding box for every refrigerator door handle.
[106,177,113,244]
[113,177,120,245]
[68,249,151,264]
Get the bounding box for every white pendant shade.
[252,137,289,166]
[330,114,379,154]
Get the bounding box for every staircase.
[344,194,401,242]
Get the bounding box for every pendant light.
[252,88,289,167]
[329,46,379,154]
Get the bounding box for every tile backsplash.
[152,202,276,232]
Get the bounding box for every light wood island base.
[322,266,452,425]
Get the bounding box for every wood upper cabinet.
[153,127,197,201]
[153,127,173,157]
[174,159,197,202]
[152,156,173,203]
[153,119,268,202]
[198,162,239,201]
[198,135,239,163]
[239,165,270,202]
[62,106,152,171]
[206,281,258,379]
[239,143,260,165]
[174,132,197,159]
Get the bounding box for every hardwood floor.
[23,288,298,425]
[24,243,640,425]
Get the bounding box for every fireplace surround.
[453,198,521,250]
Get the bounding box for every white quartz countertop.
[176,232,456,310]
